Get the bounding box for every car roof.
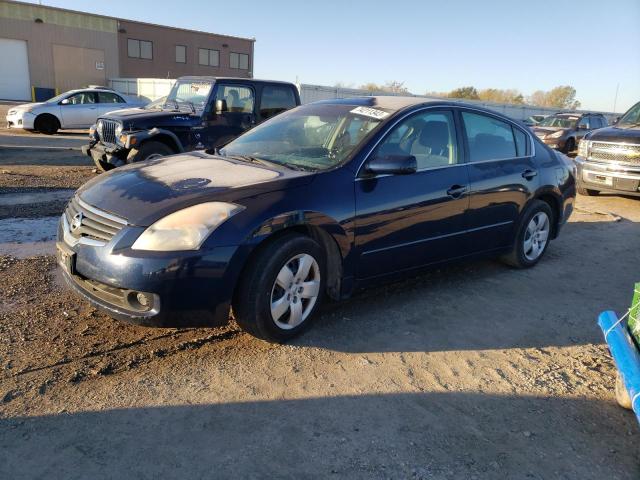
[310,95,510,118]
[176,76,296,86]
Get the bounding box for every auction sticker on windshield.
[350,106,390,120]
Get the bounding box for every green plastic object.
[628,283,640,344]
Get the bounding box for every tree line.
[334,81,581,109]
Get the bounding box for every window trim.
[127,38,153,60]
[175,44,187,64]
[355,105,536,179]
[229,51,250,70]
[198,47,220,67]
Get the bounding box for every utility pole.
[613,83,620,113]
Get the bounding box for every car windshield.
[220,103,390,171]
[164,80,214,112]
[538,116,578,128]
[46,92,73,104]
[617,102,640,127]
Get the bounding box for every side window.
[462,112,517,162]
[66,92,96,105]
[98,92,125,104]
[578,116,590,129]
[215,85,254,113]
[373,110,458,170]
[260,86,297,119]
[512,127,528,156]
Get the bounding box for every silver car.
[5,87,145,134]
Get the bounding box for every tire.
[577,186,599,196]
[501,200,554,269]
[34,114,60,135]
[233,234,326,343]
[563,138,575,154]
[127,141,174,163]
[615,372,632,410]
[93,158,114,173]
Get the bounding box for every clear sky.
[22,0,640,112]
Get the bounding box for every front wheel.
[233,234,325,343]
[563,138,575,154]
[34,114,60,135]
[501,200,553,269]
[577,186,599,196]
[127,141,174,163]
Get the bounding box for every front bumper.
[57,214,247,328]
[83,142,129,169]
[5,111,35,129]
[574,156,640,196]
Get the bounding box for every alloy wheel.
[523,212,550,261]
[270,253,321,330]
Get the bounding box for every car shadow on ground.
[294,217,640,354]
[0,392,637,479]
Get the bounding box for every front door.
[355,109,470,279]
[460,110,540,253]
[205,84,256,148]
[60,91,99,128]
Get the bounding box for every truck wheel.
[34,114,60,135]
[577,186,599,196]
[233,233,326,343]
[615,372,632,410]
[128,141,174,163]
[501,200,553,269]
[563,138,575,154]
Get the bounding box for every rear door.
[60,91,99,128]
[97,91,128,117]
[461,109,539,253]
[355,108,470,279]
[205,83,256,148]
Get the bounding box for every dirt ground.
[0,151,639,479]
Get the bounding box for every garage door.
[0,39,31,101]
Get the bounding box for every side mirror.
[60,98,70,105]
[365,154,417,175]
[215,99,228,114]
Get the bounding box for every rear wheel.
[34,114,60,135]
[233,234,325,343]
[127,141,174,163]
[577,186,599,196]
[501,200,553,269]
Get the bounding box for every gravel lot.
[0,144,639,479]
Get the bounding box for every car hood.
[9,102,45,112]
[586,125,640,144]
[99,107,202,129]
[77,152,315,226]
[532,126,566,136]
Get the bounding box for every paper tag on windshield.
[350,106,390,120]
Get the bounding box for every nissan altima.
[57,97,575,342]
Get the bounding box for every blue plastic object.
[598,310,640,423]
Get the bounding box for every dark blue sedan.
[57,97,576,342]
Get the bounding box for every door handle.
[522,169,538,180]
[446,184,467,198]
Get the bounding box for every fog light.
[136,292,149,307]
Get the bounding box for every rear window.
[260,85,297,120]
[462,112,517,162]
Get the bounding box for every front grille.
[589,142,640,166]
[98,119,119,145]
[64,196,127,243]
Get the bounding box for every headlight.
[131,202,244,251]
[578,139,589,158]
[89,124,97,136]
[549,130,564,138]
[96,120,103,138]
[115,123,123,137]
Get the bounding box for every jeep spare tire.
[127,141,175,163]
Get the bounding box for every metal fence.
[109,78,617,122]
